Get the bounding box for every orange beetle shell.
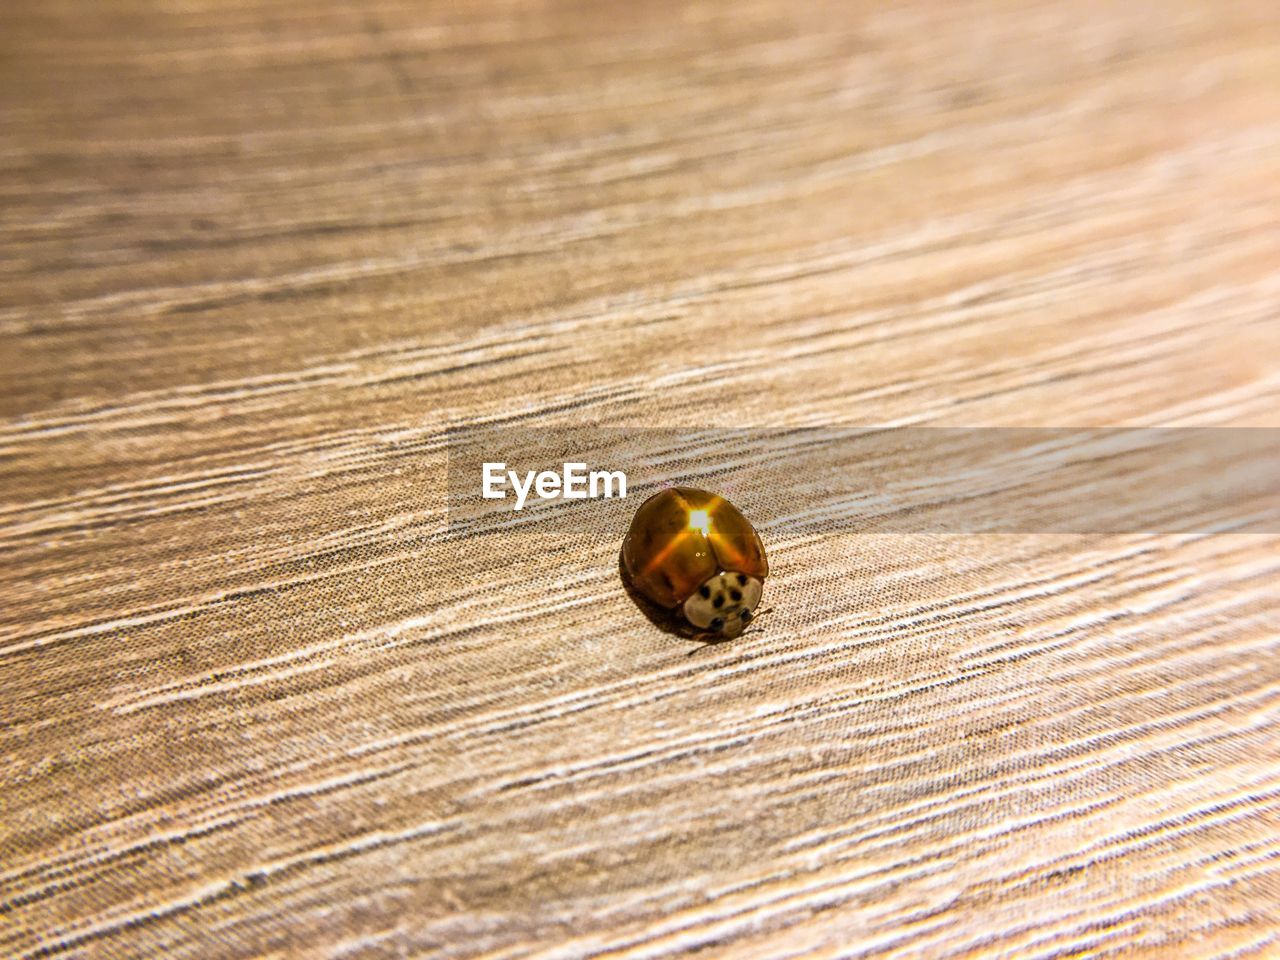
[622,487,769,609]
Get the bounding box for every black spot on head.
[698,584,711,599]
[713,593,725,609]
[737,573,747,586]
[710,617,724,632]
[741,609,752,623]
[730,588,742,602]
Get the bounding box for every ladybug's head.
[682,571,763,638]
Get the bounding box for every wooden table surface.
[2,1,1279,957]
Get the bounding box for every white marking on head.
[682,572,763,635]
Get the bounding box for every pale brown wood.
[2,1,1279,957]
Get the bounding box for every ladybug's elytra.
[622,487,769,638]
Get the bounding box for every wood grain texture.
[2,0,1279,957]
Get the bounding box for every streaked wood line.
[5,586,1269,926]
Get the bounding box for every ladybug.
[622,487,769,639]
